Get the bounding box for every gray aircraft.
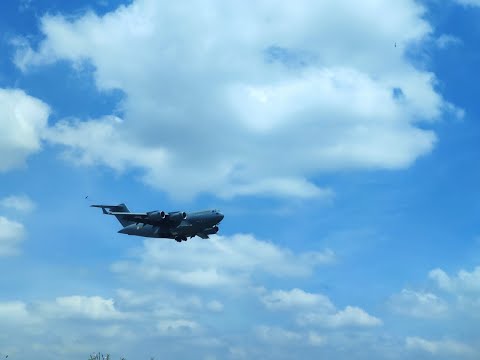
[92,203,224,242]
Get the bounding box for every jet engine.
[168,211,187,224]
[146,211,186,224]
[146,211,167,221]
[203,225,219,235]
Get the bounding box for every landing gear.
[175,236,188,242]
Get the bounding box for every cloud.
[13,0,455,200]
[0,216,25,256]
[0,301,33,324]
[429,267,480,295]
[43,116,168,172]
[255,326,327,348]
[157,319,200,336]
[255,325,302,344]
[261,288,381,329]
[299,306,382,328]
[206,300,224,312]
[1,296,132,327]
[0,88,50,172]
[0,194,36,213]
[111,234,334,288]
[308,332,326,346]
[406,337,475,357]
[436,34,462,49]
[428,266,480,314]
[42,295,129,320]
[389,289,448,318]
[260,288,335,311]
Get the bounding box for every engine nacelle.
[147,210,186,224]
[147,210,167,221]
[167,211,187,225]
[203,225,219,235]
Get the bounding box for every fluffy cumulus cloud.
[385,266,480,359]
[260,288,335,311]
[298,305,382,328]
[429,267,480,295]
[0,294,138,358]
[255,325,303,344]
[388,289,448,318]
[1,295,129,323]
[0,301,33,324]
[0,195,33,256]
[112,234,335,288]
[406,337,475,357]
[0,194,36,212]
[261,288,382,329]
[13,0,458,199]
[428,266,480,314]
[0,88,50,172]
[45,295,128,320]
[0,216,25,256]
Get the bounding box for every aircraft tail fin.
[91,203,134,227]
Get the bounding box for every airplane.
[91,203,224,242]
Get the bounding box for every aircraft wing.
[92,204,186,225]
[108,211,148,217]
[196,233,209,239]
[108,211,150,223]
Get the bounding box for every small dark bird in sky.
[85,195,89,199]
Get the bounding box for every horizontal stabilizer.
[91,203,133,226]
[91,204,127,211]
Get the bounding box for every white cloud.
[428,266,480,314]
[389,289,448,318]
[261,288,381,329]
[406,337,475,357]
[429,267,480,294]
[254,326,327,349]
[0,88,50,172]
[43,116,168,172]
[0,216,25,256]
[436,34,462,49]
[115,288,153,307]
[260,288,334,311]
[206,300,224,312]
[299,306,382,328]
[0,301,32,324]
[111,234,334,288]
[308,332,326,347]
[0,194,35,212]
[255,325,302,344]
[42,295,128,320]
[13,0,455,200]
[157,319,200,336]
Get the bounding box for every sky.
[0,0,480,359]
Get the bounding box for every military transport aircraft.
[92,203,224,242]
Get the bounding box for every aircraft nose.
[218,212,224,222]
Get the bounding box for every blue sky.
[1,0,480,359]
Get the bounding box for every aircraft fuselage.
[118,210,223,239]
